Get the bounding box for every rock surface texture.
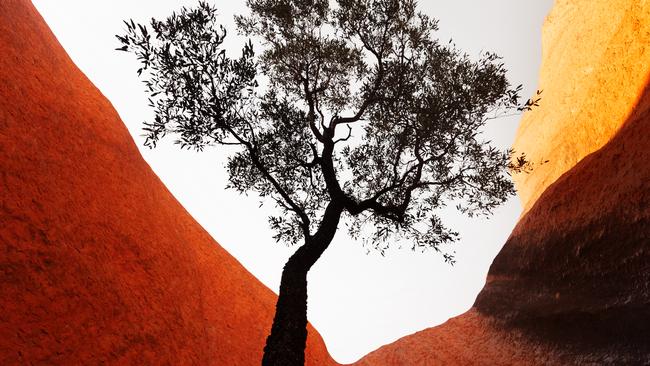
[513,0,650,211]
[2,0,650,365]
[0,1,334,365]
[355,0,650,364]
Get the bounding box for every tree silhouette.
[117,1,531,364]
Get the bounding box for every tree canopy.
[117,0,529,263]
[117,1,538,364]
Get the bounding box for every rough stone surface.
[353,0,650,364]
[475,81,650,365]
[0,1,335,365]
[356,93,650,364]
[3,0,650,364]
[354,309,561,366]
[513,0,650,211]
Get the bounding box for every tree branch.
[224,122,311,236]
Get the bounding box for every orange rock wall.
[353,0,650,364]
[475,79,650,364]
[0,1,334,365]
[354,309,561,366]
[3,0,649,364]
[513,0,650,210]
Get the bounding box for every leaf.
[115,35,129,45]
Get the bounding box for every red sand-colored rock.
[3,0,649,364]
[0,1,334,365]
[355,85,650,365]
[354,309,559,366]
[512,0,650,211]
[353,0,650,364]
[474,80,650,364]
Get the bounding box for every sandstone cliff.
[0,1,334,364]
[3,0,649,365]
[355,79,650,366]
[513,0,650,211]
[354,0,650,364]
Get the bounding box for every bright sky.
[32,1,552,363]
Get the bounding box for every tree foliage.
[117,0,529,263]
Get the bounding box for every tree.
[117,1,532,364]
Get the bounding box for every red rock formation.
[355,85,650,365]
[474,79,650,364]
[3,0,649,364]
[0,1,335,365]
[513,0,650,211]
[353,0,650,364]
[354,309,559,366]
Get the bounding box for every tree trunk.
[262,202,343,366]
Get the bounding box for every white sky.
[32,1,552,363]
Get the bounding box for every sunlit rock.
[513,0,650,211]
[353,0,650,364]
[0,1,333,364]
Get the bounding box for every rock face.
[513,0,650,211]
[354,0,650,364]
[3,0,649,364]
[475,81,650,364]
[0,1,334,365]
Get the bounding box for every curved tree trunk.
[261,250,313,366]
[262,202,343,366]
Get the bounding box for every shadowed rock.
[2,0,649,364]
[353,0,650,364]
[355,83,650,365]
